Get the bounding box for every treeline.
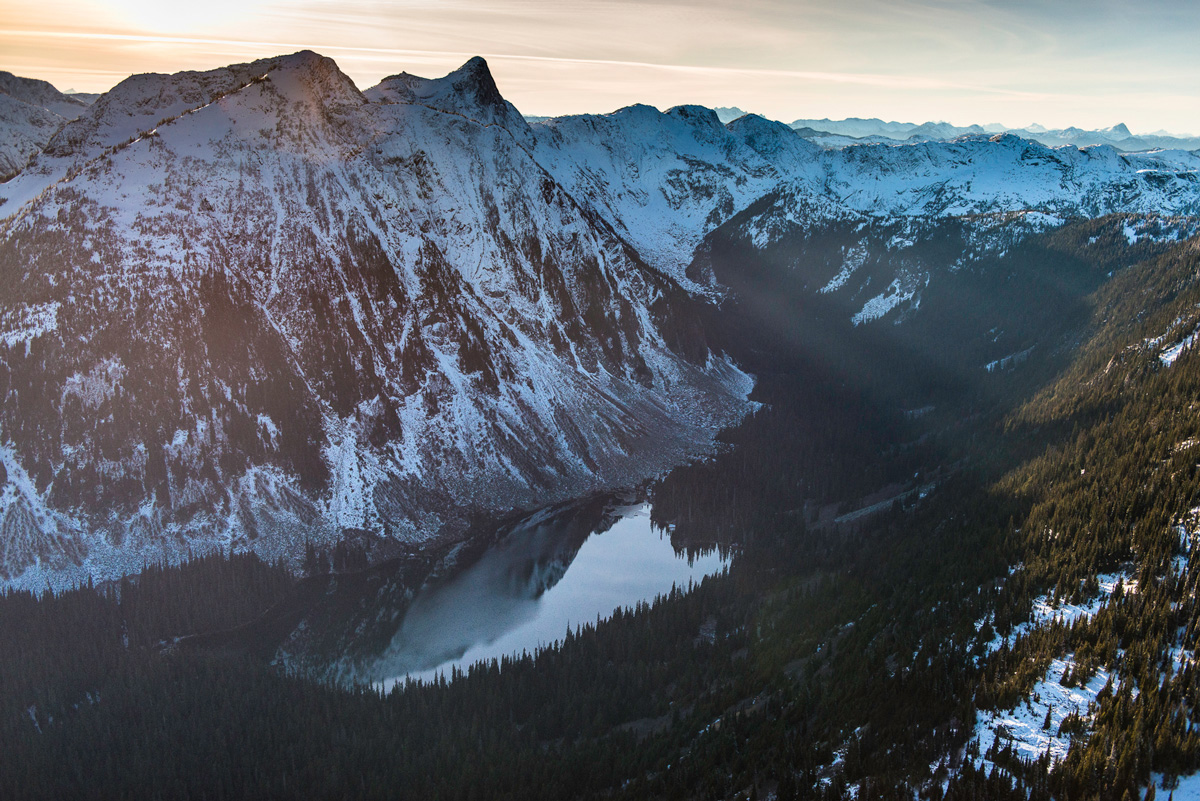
[0,548,773,800]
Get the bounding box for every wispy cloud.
[1,0,1196,131]
[0,27,1051,99]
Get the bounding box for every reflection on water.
[362,500,727,688]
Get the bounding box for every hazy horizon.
[1,0,1197,135]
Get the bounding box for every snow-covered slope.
[0,52,752,588]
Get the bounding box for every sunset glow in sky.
[2,0,1197,133]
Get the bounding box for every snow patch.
[1018,211,1064,230]
[819,242,868,294]
[1161,324,1200,366]
[1,302,59,349]
[978,570,1137,656]
[1147,772,1200,801]
[1121,216,1198,246]
[973,655,1113,764]
[323,417,371,530]
[851,273,926,325]
[985,347,1034,373]
[62,358,124,410]
[256,414,279,447]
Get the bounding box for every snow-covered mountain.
[530,117,1199,285]
[697,133,1200,327]
[0,71,89,179]
[0,52,752,588]
[2,50,1200,589]
[531,106,822,283]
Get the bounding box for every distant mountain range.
[622,107,1200,152]
[788,116,1200,152]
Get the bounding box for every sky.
[1,0,1198,134]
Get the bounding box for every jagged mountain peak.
[366,56,528,136]
[724,112,783,132]
[713,106,749,123]
[0,52,373,218]
[986,131,1036,148]
[528,100,812,282]
[569,103,662,128]
[444,56,503,109]
[268,48,339,73]
[255,49,367,118]
[266,49,365,96]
